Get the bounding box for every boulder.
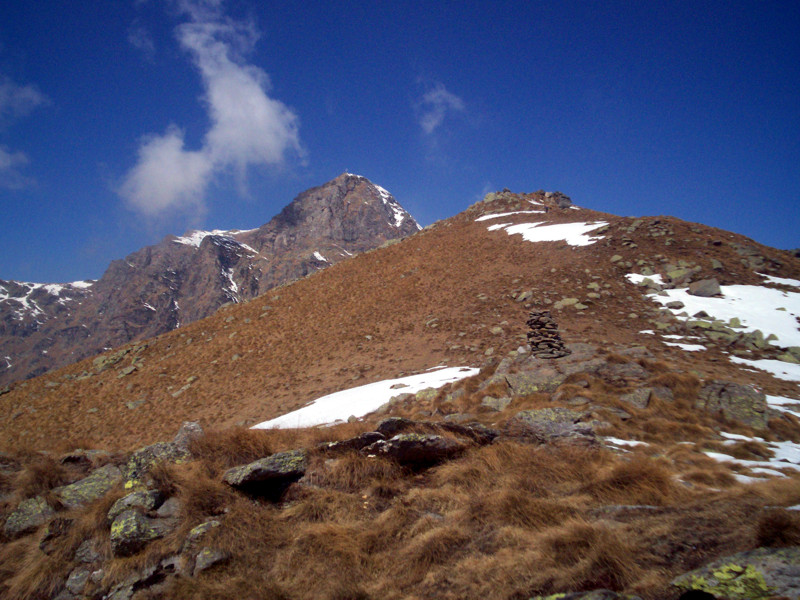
[223,449,308,499]
[74,539,101,563]
[39,517,73,554]
[107,490,165,524]
[531,591,643,600]
[110,509,172,557]
[672,546,800,599]
[53,464,123,509]
[123,441,189,483]
[3,496,55,539]
[480,395,511,411]
[362,433,465,467]
[193,547,231,576]
[688,278,721,297]
[620,388,652,409]
[320,432,385,454]
[505,368,566,395]
[173,421,204,452]
[182,519,222,553]
[696,381,768,428]
[504,408,597,445]
[65,567,91,595]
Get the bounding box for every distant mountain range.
[0,173,420,385]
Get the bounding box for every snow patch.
[634,279,800,348]
[313,251,328,263]
[662,342,706,351]
[490,221,608,247]
[729,356,800,383]
[173,229,255,248]
[252,366,479,429]
[604,437,647,447]
[626,273,665,286]
[760,273,800,288]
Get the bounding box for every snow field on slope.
[486,221,608,246]
[252,366,479,429]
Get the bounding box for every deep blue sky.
[1,1,798,283]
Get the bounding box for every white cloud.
[128,21,156,60]
[0,145,31,189]
[118,126,213,215]
[416,82,465,135]
[119,0,302,216]
[0,76,49,188]
[0,76,49,123]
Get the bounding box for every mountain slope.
[0,173,419,386]
[2,188,797,451]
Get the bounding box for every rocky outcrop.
[362,433,466,467]
[696,381,768,429]
[222,449,308,499]
[0,174,420,386]
[671,546,800,599]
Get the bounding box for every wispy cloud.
[119,0,303,217]
[0,76,49,188]
[416,82,465,135]
[127,20,156,60]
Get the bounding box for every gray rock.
[107,490,164,524]
[173,421,204,452]
[505,368,566,395]
[39,517,73,554]
[182,519,222,553]
[193,547,231,576]
[53,464,122,509]
[363,434,466,467]
[671,546,800,599]
[688,278,721,297]
[110,509,165,557]
[223,449,308,498]
[65,567,90,595]
[531,591,642,600]
[481,395,512,411]
[504,408,597,445]
[75,539,101,563]
[696,380,768,429]
[122,441,189,482]
[4,496,55,539]
[155,496,182,518]
[620,388,652,409]
[320,431,385,454]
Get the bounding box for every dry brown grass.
[582,455,687,506]
[755,508,800,547]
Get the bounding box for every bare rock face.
[0,174,420,385]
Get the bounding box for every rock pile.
[526,310,572,358]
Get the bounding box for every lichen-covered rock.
[193,547,231,576]
[110,509,164,557]
[173,421,204,452]
[671,546,800,599]
[505,368,566,395]
[54,463,122,509]
[122,441,189,483]
[182,519,221,553]
[74,539,101,563]
[107,490,164,524]
[504,408,597,445]
[39,517,73,554]
[3,495,55,538]
[376,417,415,437]
[65,567,90,595]
[223,449,308,498]
[320,431,385,454]
[696,380,768,428]
[362,433,465,467]
[620,388,652,409]
[531,590,643,599]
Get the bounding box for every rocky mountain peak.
[0,175,420,385]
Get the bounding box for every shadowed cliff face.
[0,174,420,386]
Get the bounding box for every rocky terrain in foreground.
[0,173,419,387]
[1,187,799,599]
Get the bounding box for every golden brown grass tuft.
[646,372,701,400]
[583,455,686,506]
[755,509,800,547]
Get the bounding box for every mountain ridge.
[0,173,419,386]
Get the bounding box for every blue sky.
[1,0,798,283]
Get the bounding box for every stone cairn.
[526,310,571,358]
